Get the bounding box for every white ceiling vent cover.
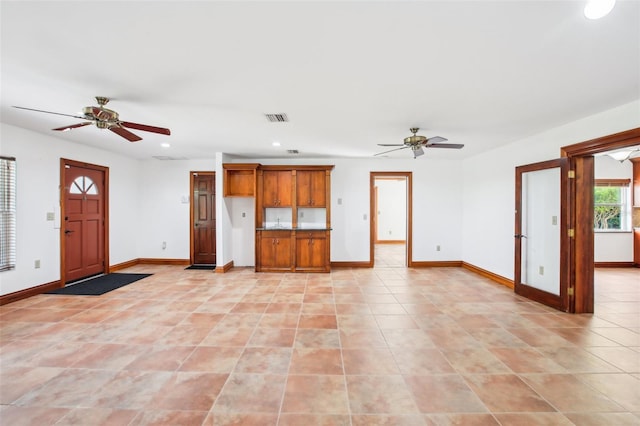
[152,156,189,160]
[265,113,289,122]
[287,149,299,154]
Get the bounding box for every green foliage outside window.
[594,186,622,230]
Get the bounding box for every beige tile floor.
[0,247,638,425]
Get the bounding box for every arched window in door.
[69,176,98,195]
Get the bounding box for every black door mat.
[45,273,152,296]
[185,264,216,270]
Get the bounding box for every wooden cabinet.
[262,170,293,207]
[256,231,293,272]
[296,170,327,207]
[223,163,259,197]
[295,231,329,272]
[255,165,333,273]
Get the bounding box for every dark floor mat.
[45,273,152,296]
[185,265,216,270]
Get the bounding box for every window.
[594,179,631,231]
[0,156,16,272]
[69,176,98,195]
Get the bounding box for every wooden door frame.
[59,158,109,286]
[369,172,412,267]
[189,171,215,264]
[561,127,640,313]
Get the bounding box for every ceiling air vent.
[152,156,189,161]
[265,113,289,122]
[287,149,299,155]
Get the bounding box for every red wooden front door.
[64,162,106,282]
[192,172,216,265]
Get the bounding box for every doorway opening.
[190,171,216,266]
[60,159,109,285]
[370,172,412,267]
[561,127,640,313]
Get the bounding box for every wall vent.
[265,113,289,122]
[287,149,299,155]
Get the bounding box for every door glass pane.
[70,176,98,195]
[521,167,561,295]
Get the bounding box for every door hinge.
[568,287,574,297]
[568,229,575,238]
[568,170,575,179]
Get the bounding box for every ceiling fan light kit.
[13,96,171,142]
[375,127,464,159]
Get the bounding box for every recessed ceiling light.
[272,141,281,147]
[584,0,616,20]
[161,143,171,148]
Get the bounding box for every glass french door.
[514,158,570,311]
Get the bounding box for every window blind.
[594,179,630,187]
[0,156,16,272]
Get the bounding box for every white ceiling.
[1,1,639,161]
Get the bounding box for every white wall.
[594,155,634,262]
[216,152,234,268]
[136,158,215,260]
[462,100,640,279]
[375,179,406,242]
[1,123,140,295]
[223,157,464,264]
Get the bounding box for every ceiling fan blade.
[120,121,171,135]
[374,146,409,156]
[52,122,93,132]
[377,143,405,147]
[426,143,465,149]
[426,136,448,143]
[412,147,424,158]
[109,125,142,142]
[13,106,87,120]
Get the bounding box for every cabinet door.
[259,231,292,271]
[297,170,326,207]
[263,171,292,207]
[295,231,328,271]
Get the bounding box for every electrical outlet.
[46,212,55,221]
[436,245,441,251]
[539,266,544,275]
[552,215,557,225]
[363,214,367,220]
[34,260,40,269]
[162,241,167,250]
[388,230,392,235]
[242,212,246,218]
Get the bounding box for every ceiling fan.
[13,96,171,142]
[375,127,464,158]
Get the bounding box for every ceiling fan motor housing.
[83,106,118,122]
[404,134,427,145]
